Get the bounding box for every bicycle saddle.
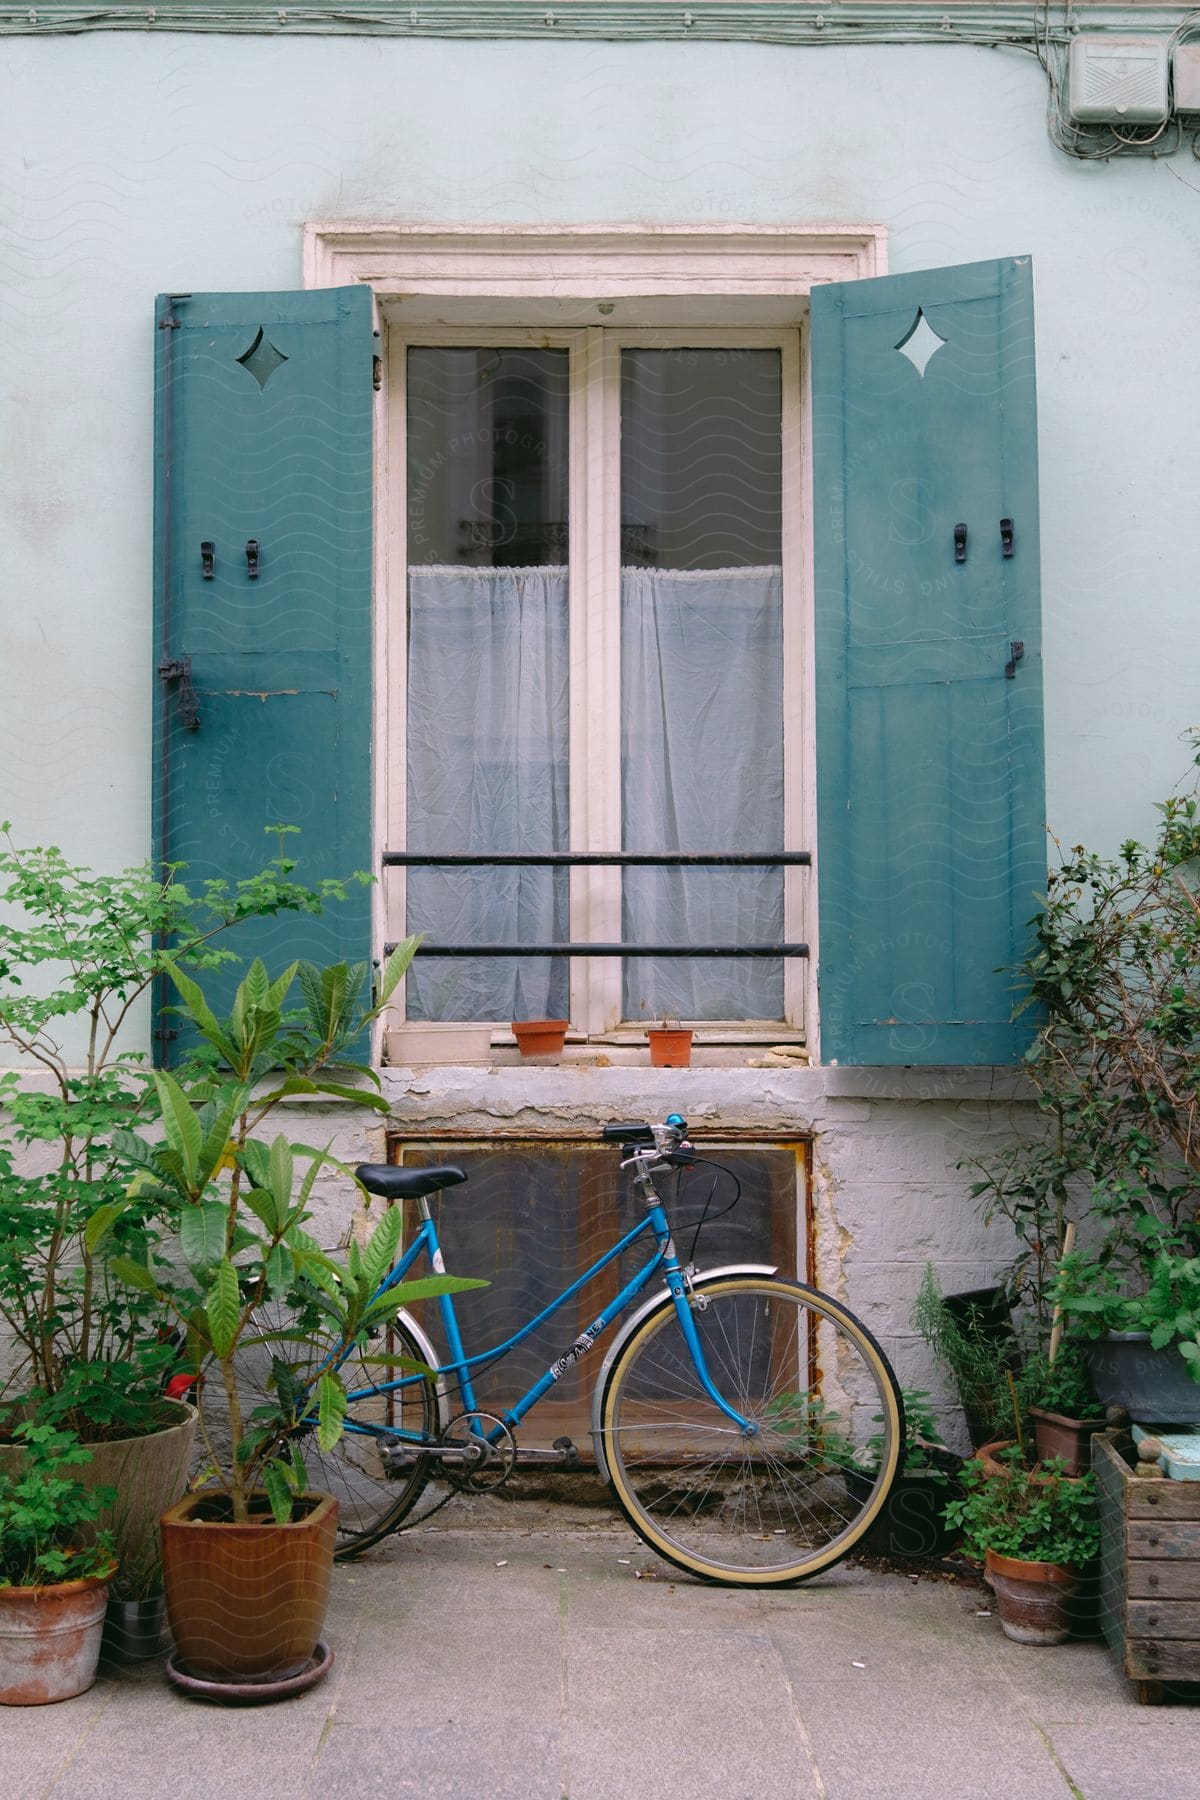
[355,1163,467,1200]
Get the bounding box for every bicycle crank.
[443,1412,518,1492]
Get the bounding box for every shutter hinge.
[158,293,191,330]
[373,354,383,392]
[159,655,200,730]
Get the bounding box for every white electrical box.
[1068,37,1170,124]
[1174,44,1200,115]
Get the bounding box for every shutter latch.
[1005,640,1025,680]
[159,654,200,730]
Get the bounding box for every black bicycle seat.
[355,1164,468,1201]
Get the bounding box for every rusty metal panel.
[395,1139,799,1451]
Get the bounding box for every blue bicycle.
[265,1115,904,1587]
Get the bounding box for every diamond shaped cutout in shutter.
[894,308,947,379]
[236,326,289,392]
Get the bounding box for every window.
[387,326,806,1039]
[155,238,1043,1068]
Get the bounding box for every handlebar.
[600,1113,688,1146]
[600,1116,692,1165]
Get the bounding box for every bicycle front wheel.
[598,1276,903,1586]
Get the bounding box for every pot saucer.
[165,1640,333,1703]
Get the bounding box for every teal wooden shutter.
[153,287,373,1057]
[811,257,1044,1066]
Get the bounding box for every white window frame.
[303,222,890,1044]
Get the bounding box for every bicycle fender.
[391,1306,453,1435]
[589,1262,778,1485]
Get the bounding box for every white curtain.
[406,566,569,1021]
[404,563,783,1024]
[621,566,784,1021]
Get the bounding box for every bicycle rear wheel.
[598,1275,903,1586]
[224,1304,440,1559]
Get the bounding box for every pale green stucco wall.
[3,32,1198,872]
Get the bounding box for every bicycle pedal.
[552,1436,581,1467]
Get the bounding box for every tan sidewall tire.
[600,1276,904,1586]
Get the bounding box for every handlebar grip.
[600,1122,656,1145]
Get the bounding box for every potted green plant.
[1014,1343,1104,1476]
[966,744,1200,1423]
[945,1446,1101,1645]
[0,831,360,1588]
[94,945,483,1694]
[910,1266,1019,1449]
[1052,1242,1200,1423]
[0,1423,117,1704]
[847,1390,964,1559]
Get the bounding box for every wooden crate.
[1094,1431,1200,1703]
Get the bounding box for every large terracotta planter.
[984,1548,1079,1645]
[0,1400,197,1585]
[0,1569,113,1705]
[161,1490,337,1680]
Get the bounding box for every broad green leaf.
[196,1084,251,1187]
[263,1461,294,1525]
[363,1207,403,1294]
[264,1241,295,1296]
[84,1198,131,1254]
[355,1351,437,1375]
[112,1128,176,1182]
[242,960,270,1010]
[265,961,299,1013]
[297,961,326,1036]
[268,1134,293,1219]
[241,1138,272,1190]
[385,1275,487,1304]
[243,1186,281,1234]
[180,1202,230,1271]
[371,936,421,1015]
[306,1079,388,1114]
[164,961,237,1063]
[272,1075,319,1100]
[316,1372,347,1452]
[109,1256,159,1294]
[151,1070,202,1187]
[205,1258,242,1357]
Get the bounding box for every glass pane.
[620,349,784,1022]
[405,347,570,1022]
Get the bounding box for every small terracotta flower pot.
[984,1548,1079,1645]
[0,1569,113,1705]
[647,1028,693,1068]
[1027,1407,1107,1479]
[511,1020,569,1057]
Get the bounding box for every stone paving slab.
[3,1514,1196,1800]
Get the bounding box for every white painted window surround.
[304,224,889,1054]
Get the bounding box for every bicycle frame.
[335,1187,753,1447]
